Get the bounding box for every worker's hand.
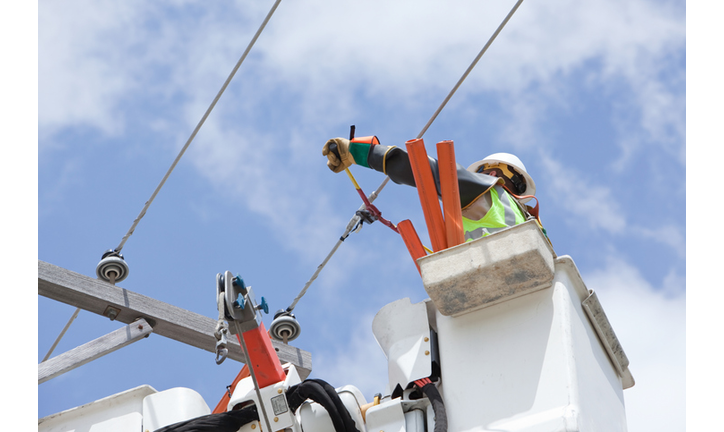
[322,138,355,173]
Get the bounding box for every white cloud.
[38,0,146,136]
[38,0,685,232]
[539,152,628,233]
[310,313,389,400]
[39,0,684,141]
[584,257,685,432]
[37,0,686,282]
[184,118,348,259]
[36,1,687,425]
[630,223,686,260]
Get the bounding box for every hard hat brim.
[467,157,536,202]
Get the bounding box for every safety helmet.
[467,153,536,202]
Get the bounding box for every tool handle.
[329,124,356,160]
[328,142,341,161]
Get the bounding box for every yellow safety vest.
[462,185,526,242]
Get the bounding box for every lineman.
[322,136,539,242]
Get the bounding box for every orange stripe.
[397,219,427,273]
[406,139,447,252]
[436,140,465,247]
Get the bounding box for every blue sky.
[12,0,702,429]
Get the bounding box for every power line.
[287,0,526,311]
[114,0,283,253]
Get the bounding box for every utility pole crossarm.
[37,260,312,379]
[39,318,153,384]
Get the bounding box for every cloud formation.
[585,257,685,432]
[37,1,685,430]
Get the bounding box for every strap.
[503,187,549,239]
[502,186,539,221]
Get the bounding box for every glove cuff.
[349,136,379,168]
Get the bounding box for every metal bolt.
[424,337,429,342]
[251,424,256,429]
[278,388,283,394]
[425,350,430,355]
[103,305,121,321]
[274,417,279,422]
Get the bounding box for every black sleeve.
[366,144,499,208]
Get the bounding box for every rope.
[287,0,525,311]
[114,0,283,253]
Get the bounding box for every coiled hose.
[286,379,360,432]
[415,379,447,432]
[154,404,258,432]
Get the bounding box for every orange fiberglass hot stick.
[406,139,448,252]
[333,132,463,269]
[436,140,465,247]
[331,129,440,271]
[403,138,466,260]
[397,219,427,274]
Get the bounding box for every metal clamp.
[215,327,229,365]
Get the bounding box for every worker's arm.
[335,138,501,209]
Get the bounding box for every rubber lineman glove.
[322,138,355,173]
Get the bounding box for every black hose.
[153,404,258,432]
[419,383,447,432]
[287,380,346,432]
[307,379,360,432]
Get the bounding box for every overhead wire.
[113,0,283,254]
[286,0,525,312]
[354,0,526,205]
[47,1,285,369]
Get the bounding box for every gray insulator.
[269,315,301,342]
[96,256,129,283]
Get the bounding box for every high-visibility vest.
[462,185,526,242]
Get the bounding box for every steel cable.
[114,0,283,253]
[58,2,284,373]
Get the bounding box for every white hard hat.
[467,153,536,201]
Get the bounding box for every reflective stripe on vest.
[462,185,525,242]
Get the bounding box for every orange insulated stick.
[436,140,465,247]
[406,138,447,252]
[397,219,427,273]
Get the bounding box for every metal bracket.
[222,271,263,334]
[103,305,121,321]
